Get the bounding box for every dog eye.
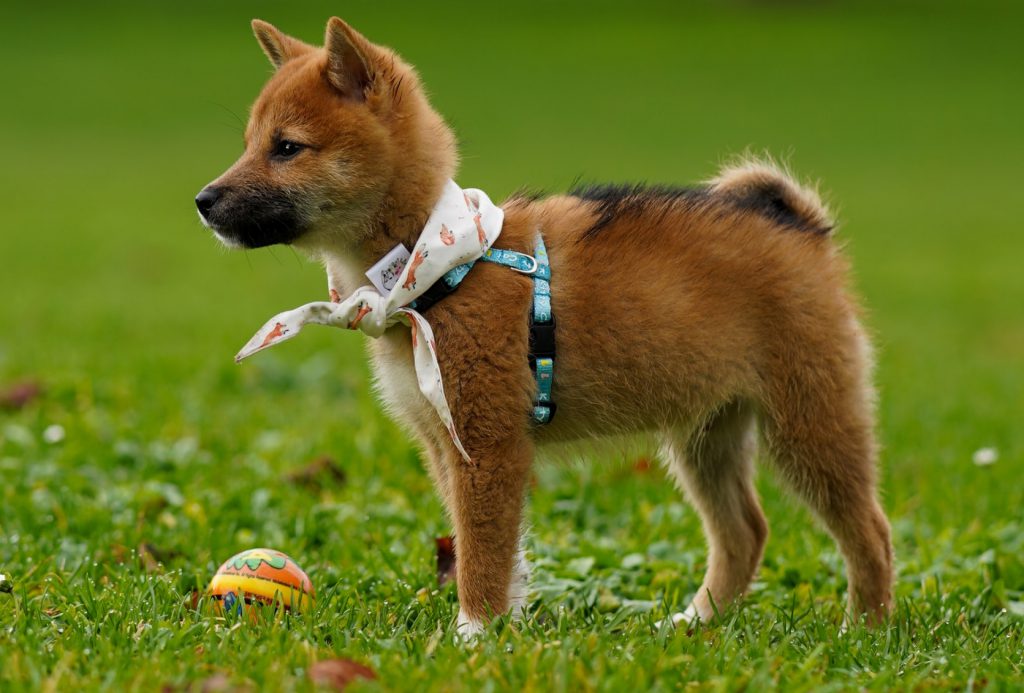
[273,140,304,159]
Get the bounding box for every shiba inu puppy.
[197,17,894,635]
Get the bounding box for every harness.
[411,233,556,424]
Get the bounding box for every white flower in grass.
[972,447,998,466]
[43,424,65,444]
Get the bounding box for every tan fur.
[202,18,894,631]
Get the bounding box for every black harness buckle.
[411,275,459,313]
[529,316,556,361]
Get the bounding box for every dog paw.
[456,609,486,642]
[655,603,702,631]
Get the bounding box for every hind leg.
[763,336,894,623]
[663,400,768,624]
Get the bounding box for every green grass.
[2,0,1023,689]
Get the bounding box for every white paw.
[655,603,703,630]
[456,609,486,641]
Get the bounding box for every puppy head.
[197,18,455,251]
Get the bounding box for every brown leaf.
[285,456,347,492]
[198,673,233,693]
[138,542,179,572]
[436,535,456,587]
[162,670,251,693]
[308,659,377,691]
[632,457,652,473]
[0,380,42,410]
[110,543,131,564]
[185,589,201,611]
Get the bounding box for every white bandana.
[235,180,504,461]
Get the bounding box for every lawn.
[2,0,1023,689]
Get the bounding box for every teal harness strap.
[527,237,555,424]
[480,235,556,424]
[411,233,556,425]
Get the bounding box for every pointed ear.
[324,17,375,100]
[252,19,311,69]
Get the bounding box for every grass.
[2,0,1023,689]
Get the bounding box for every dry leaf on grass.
[0,380,42,410]
[436,535,456,587]
[285,456,347,492]
[308,659,377,691]
[632,457,652,473]
[160,671,250,693]
[138,542,179,572]
[185,589,201,610]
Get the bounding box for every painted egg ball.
[207,548,315,616]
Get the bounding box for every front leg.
[451,435,533,636]
[426,261,536,635]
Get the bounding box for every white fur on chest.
[369,331,436,432]
[321,251,438,435]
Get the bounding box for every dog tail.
[708,157,834,235]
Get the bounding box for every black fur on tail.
[709,158,834,234]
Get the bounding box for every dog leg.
[449,436,533,637]
[508,535,531,618]
[416,433,453,512]
[762,332,894,624]
[662,400,768,625]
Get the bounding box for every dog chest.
[368,329,436,431]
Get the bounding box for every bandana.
[235,180,505,461]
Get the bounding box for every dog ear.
[324,17,375,100]
[252,19,311,69]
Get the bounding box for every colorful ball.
[207,548,315,616]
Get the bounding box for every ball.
[207,548,315,616]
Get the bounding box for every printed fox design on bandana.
[409,315,419,348]
[402,248,428,290]
[474,214,486,246]
[348,302,373,329]
[260,322,288,347]
[439,224,455,246]
[463,192,488,247]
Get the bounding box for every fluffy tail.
[708,158,834,234]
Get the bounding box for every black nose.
[195,187,221,218]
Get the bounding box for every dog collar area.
[410,234,556,425]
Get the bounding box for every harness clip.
[511,254,539,275]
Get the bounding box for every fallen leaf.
[285,456,347,492]
[632,457,652,473]
[308,659,377,691]
[0,380,42,410]
[436,535,456,587]
[161,672,249,693]
[110,543,131,564]
[199,673,234,693]
[138,542,179,572]
[185,590,201,611]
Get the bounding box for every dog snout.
[195,187,222,219]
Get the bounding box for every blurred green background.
[1,0,1022,688]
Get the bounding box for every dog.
[197,17,894,635]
